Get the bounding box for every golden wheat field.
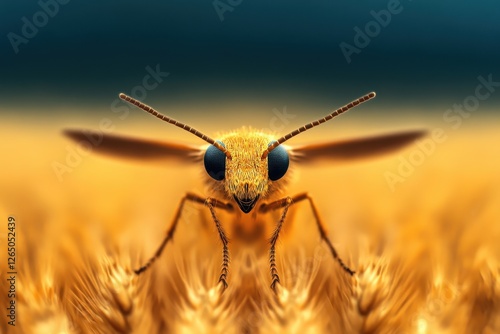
[0,109,499,333]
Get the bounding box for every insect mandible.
[64,92,424,291]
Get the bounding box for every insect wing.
[63,129,203,162]
[290,130,426,163]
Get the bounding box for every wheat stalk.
[1,128,499,333]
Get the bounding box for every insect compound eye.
[267,141,289,181]
[204,141,226,181]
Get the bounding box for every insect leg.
[260,193,355,276]
[205,199,231,290]
[260,197,293,291]
[134,192,233,275]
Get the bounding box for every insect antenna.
[119,93,232,159]
[261,92,376,159]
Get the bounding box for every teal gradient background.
[1,0,499,118]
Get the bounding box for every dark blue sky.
[1,0,499,114]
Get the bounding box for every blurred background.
[1,0,498,181]
[0,1,499,332]
[1,0,499,114]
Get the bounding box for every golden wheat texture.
[0,115,499,334]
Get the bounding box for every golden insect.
[64,92,424,291]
